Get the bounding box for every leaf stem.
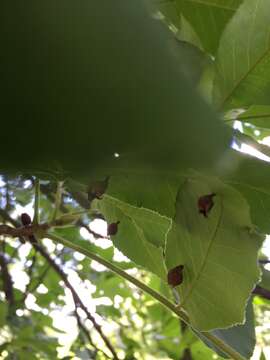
[33,178,40,225]
[46,232,245,360]
[52,181,64,222]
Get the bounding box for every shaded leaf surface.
[232,183,270,233]
[0,0,232,177]
[105,173,184,218]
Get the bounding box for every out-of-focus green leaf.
[1,1,232,177]
[170,39,211,85]
[96,304,121,319]
[191,340,223,360]
[93,276,131,299]
[165,172,262,330]
[214,0,270,109]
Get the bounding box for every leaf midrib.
[219,42,270,108]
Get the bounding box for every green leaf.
[214,0,270,108]
[95,195,170,279]
[236,106,270,129]
[165,172,262,330]
[175,0,242,54]
[220,150,270,233]
[105,174,184,218]
[231,182,270,233]
[195,299,256,359]
[96,304,121,318]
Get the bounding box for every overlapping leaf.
[165,172,262,330]
[219,150,270,233]
[105,173,184,218]
[232,183,270,233]
[95,195,171,280]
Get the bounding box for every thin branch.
[38,182,106,238]
[33,178,40,225]
[0,223,49,238]
[52,181,64,222]
[79,221,108,239]
[0,210,117,358]
[75,310,97,358]
[0,209,25,244]
[75,310,111,360]
[253,285,270,300]
[259,259,270,264]
[33,242,119,360]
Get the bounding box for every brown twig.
[78,221,108,240]
[259,259,270,264]
[74,309,112,359]
[38,182,106,239]
[33,243,119,360]
[0,210,118,358]
[0,223,49,239]
[253,285,270,300]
